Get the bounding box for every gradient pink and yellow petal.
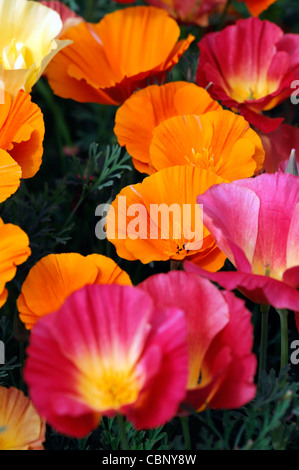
[24,284,189,436]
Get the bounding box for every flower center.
[79,365,140,412]
[2,39,33,70]
[228,78,279,103]
[185,147,221,173]
[252,260,284,281]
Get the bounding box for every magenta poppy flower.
[196,17,299,133]
[139,271,257,412]
[24,284,189,437]
[185,172,299,326]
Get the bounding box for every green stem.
[218,0,232,30]
[36,79,73,148]
[61,187,88,232]
[180,416,192,450]
[19,340,25,391]
[117,414,129,450]
[259,304,270,379]
[276,309,289,370]
[36,79,73,175]
[85,0,96,21]
[170,260,183,271]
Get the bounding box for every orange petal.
[114,81,221,173]
[150,110,264,178]
[46,6,193,104]
[0,386,46,450]
[0,220,31,309]
[107,165,226,264]
[0,149,22,203]
[86,254,132,285]
[0,91,45,178]
[95,6,181,79]
[240,0,278,16]
[17,253,99,329]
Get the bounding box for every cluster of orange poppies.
[0,0,299,451]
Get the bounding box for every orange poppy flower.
[0,218,31,309]
[106,165,226,270]
[0,386,46,450]
[114,81,221,174]
[149,110,265,178]
[45,6,194,105]
[0,90,45,203]
[17,252,132,329]
[238,0,278,16]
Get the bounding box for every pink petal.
[127,306,189,429]
[206,291,257,408]
[234,173,299,279]
[197,182,260,270]
[287,202,299,269]
[139,271,229,387]
[184,262,299,313]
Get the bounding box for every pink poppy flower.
[185,172,299,326]
[24,283,189,437]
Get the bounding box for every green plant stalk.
[276,309,289,370]
[60,186,88,232]
[259,304,270,379]
[218,0,232,30]
[170,260,183,271]
[117,414,129,450]
[36,79,73,175]
[180,416,192,450]
[85,0,96,21]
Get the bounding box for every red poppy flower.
[259,123,299,173]
[139,271,257,411]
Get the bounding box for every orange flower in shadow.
[0,90,45,203]
[106,165,227,271]
[0,386,45,450]
[114,82,221,174]
[0,218,31,308]
[17,252,131,330]
[45,6,194,105]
